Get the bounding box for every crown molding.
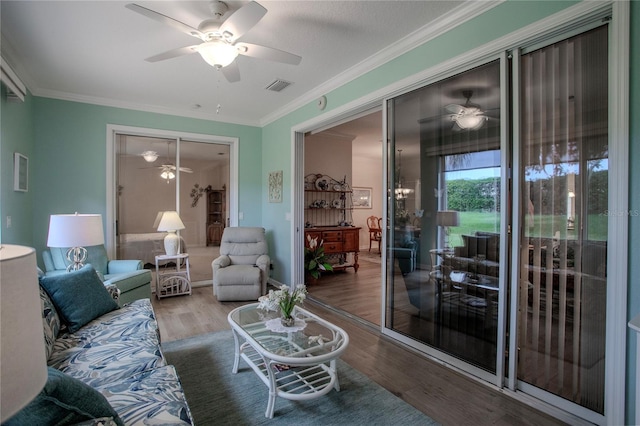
[259,0,503,126]
[30,87,261,127]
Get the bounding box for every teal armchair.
[42,244,151,306]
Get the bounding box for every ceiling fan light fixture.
[160,170,175,181]
[198,41,238,68]
[454,113,487,130]
[141,150,158,162]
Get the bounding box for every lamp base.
[164,232,180,256]
[65,246,87,272]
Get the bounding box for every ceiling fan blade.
[221,61,241,83]
[125,3,203,39]
[219,1,267,43]
[236,42,301,65]
[161,164,193,173]
[145,45,200,62]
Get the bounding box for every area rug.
[162,330,438,425]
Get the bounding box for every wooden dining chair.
[366,215,382,253]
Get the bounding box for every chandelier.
[395,149,414,200]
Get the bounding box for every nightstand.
[155,253,191,299]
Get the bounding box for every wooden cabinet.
[207,190,225,246]
[305,227,361,272]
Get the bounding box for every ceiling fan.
[125,1,302,82]
[444,90,490,131]
[139,142,193,182]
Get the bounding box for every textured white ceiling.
[0,1,495,126]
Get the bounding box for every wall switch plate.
[6,216,11,228]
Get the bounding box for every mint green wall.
[1,0,637,421]
[261,1,639,423]
[0,85,34,245]
[29,97,262,263]
[262,0,577,294]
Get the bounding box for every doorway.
[304,110,384,326]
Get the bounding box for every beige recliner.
[212,227,270,301]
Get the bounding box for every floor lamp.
[0,245,48,422]
[47,213,105,271]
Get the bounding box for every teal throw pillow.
[39,264,118,333]
[3,367,124,426]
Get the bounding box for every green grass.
[447,212,607,247]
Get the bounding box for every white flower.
[257,284,308,317]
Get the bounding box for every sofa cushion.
[3,367,124,426]
[96,365,193,425]
[216,264,261,286]
[40,286,61,360]
[48,300,165,388]
[104,269,151,293]
[39,264,119,333]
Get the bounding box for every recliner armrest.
[107,259,143,274]
[212,255,231,269]
[255,254,270,271]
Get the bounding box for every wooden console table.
[304,226,360,272]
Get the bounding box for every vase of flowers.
[304,235,333,283]
[258,284,308,327]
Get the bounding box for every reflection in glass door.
[516,25,608,415]
[115,136,230,284]
[385,60,503,374]
[384,21,610,420]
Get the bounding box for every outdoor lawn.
[448,211,607,247]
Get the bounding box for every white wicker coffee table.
[228,303,349,418]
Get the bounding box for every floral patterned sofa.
[30,265,193,425]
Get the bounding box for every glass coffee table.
[228,303,349,418]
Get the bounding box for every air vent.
[265,79,292,92]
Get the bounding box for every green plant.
[304,235,333,279]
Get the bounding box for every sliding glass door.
[385,60,504,375]
[384,21,609,420]
[516,25,608,415]
[115,135,230,283]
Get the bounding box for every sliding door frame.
[290,2,627,423]
[105,124,239,258]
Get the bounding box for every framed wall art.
[13,152,28,192]
[352,187,372,209]
[268,170,283,203]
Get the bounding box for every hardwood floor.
[152,284,568,425]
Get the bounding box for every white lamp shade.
[197,41,239,68]
[0,245,48,422]
[437,210,460,227]
[156,211,185,232]
[47,214,105,248]
[153,211,165,229]
[157,211,185,256]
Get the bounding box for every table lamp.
[437,210,459,249]
[157,211,185,255]
[0,245,48,422]
[47,213,105,271]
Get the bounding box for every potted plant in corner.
[304,235,333,284]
